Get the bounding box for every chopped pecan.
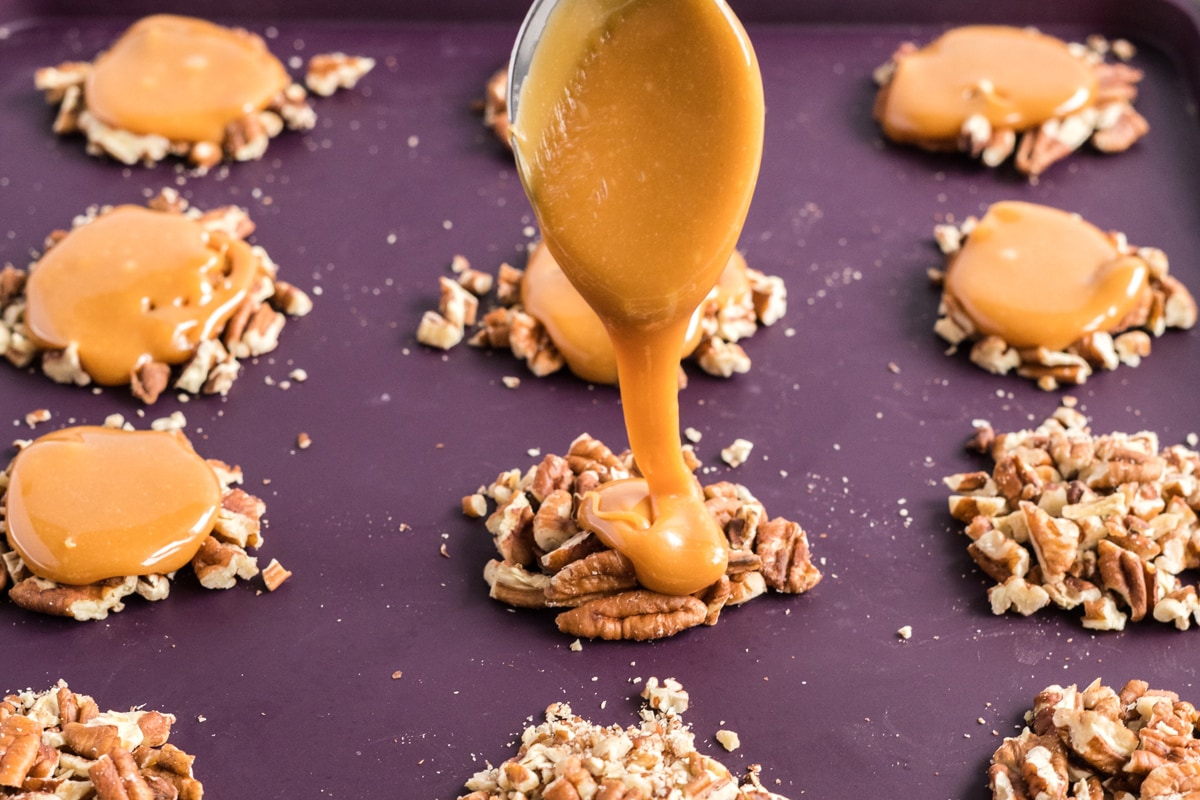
[482,68,510,146]
[191,536,259,590]
[754,517,821,593]
[305,52,375,97]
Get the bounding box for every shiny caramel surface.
[513,0,763,595]
[4,426,221,586]
[879,25,1096,143]
[945,201,1149,350]
[86,14,290,143]
[24,205,261,386]
[520,243,748,384]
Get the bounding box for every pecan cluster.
[990,679,1200,800]
[0,681,202,799]
[0,189,312,404]
[467,434,821,641]
[944,403,1200,630]
[932,220,1196,391]
[875,34,1148,179]
[419,252,787,383]
[460,677,790,800]
[0,425,275,621]
[35,49,369,169]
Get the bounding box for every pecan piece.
[555,590,707,641]
[754,517,821,593]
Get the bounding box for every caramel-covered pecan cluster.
[931,221,1196,391]
[419,253,787,383]
[875,34,1147,179]
[990,679,1200,800]
[945,403,1200,631]
[460,677,789,800]
[0,421,279,621]
[0,190,312,404]
[35,51,370,169]
[0,681,202,799]
[465,434,820,641]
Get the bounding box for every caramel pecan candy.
[460,678,791,800]
[0,680,202,799]
[945,403,1200,630]
[0,431,276,621]
[469,434,820,641]
[990,679,1200,800]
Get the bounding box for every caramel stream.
[4,427,221,586]
[513,0,764,595]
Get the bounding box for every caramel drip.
[24,205,261,386]
[945,201,1149,350]
[521,243,748,384]
[4,427,221,586]
[879,25,1097,143]
[86,14,290,143]
[513,0,763,595]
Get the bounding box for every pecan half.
[555,590,707,641]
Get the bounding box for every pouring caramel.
[877,25,1096,144]
[24,205,262,386]
[521,242,751,384]
[4,426,221,586]
[86,14,290,143]
[512,0,764,595]
[945,201,1149,350]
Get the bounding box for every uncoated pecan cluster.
[0,681,202,799]
[459,677,790,800]
[944,403,1200,631]
[466,434,821,641]
[989,679,1200,800]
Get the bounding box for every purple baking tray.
[2,2,1200,798]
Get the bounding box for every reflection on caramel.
[521,243,750,384]
[24,205,261,386]
[4,426,221,586]
[86,14,290,143]
[513,0,763,595]
[945,201,1149,350]
[878,26,1096,143]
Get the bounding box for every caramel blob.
[878,25,1097,144]
[86,14,290,143]
[24,205,262,386]
[945,201,1149,350]
[4,426,221,586]
[513,0,764,595]
[521,243,750,384]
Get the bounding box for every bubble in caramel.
[945,201,1148,350]
[4,426,222,586]
[512,0,764,595]
[22,204,264,387]
[874,26,1149,176]
[85,14,289,144]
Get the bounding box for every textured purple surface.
[2,3,1200,798]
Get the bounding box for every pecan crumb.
[261,558,292,591]
[459,678,790,800]
[296,432,312,450]
[23,408,51,428]
[721,438,755,468]
[305,52,375,97]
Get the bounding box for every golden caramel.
[86,14,290,143]
[878,25,1096,143]
[5,427,221,586]
[24,205,262,386]
[521,243,750,384]
[513,0,763,595]
[945,201,1149,350]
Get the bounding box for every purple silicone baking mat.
[2,1,1200,798]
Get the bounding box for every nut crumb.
[297,432,312,449]
[23,408,51,428]
[502,375,520,388]
[716,729,741,751]
[262,558,292,591]
[391,670,403,679]
[721,438,754,468]
[569,639,582,652]
[289,367,308,382]
[897,625,913,640]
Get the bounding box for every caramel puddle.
[5,426,221,586]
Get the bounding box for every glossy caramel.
[86,14,290,143]
[24,205,261,386]
[945,201,1149,350]
[879,26,1096,143]
[513,0,763,595]
[521,243,750,384]
[4,426,221,586]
